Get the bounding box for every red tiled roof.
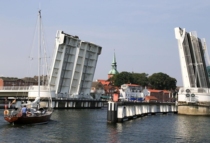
[148,89,162,93]
[145,96,158,100]
[163,90,170,93]
[97,79,110,85]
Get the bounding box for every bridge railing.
[0,86,30,90]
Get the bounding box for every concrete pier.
[107,102,118,123]
[0,98,105,109]
[107,101,177,123]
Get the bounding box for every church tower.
[108,52,119,79]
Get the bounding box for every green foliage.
[132,73,149,87]
[148,72,177,90]
[111,71,177,90]
[112,71,134,87]
[111,72,149,87]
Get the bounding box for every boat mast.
[38,10,41,97]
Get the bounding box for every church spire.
[112,50,116,64]
[108,50,119,78]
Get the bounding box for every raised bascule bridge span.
[0,30,102,99]
[174,27,210,115]
[0,30,103,109]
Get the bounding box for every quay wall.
[107,101,178,123]
[178,104,210,115]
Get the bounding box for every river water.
[0,108,210,143]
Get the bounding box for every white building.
[49,31,102,98]
[119,84,144,100]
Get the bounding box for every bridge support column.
[142,105,149,115]
[130,106,136,119]
[107,101,118,123]
[151,105,157,115]
[171,105,178,113]
[135,105,142,117]
[162,105,168,114]
[117,106,125,122]
[139,105,143,116]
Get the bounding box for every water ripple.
[0,109,210,143]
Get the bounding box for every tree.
[132,73,149,87]
[112,71,134,87]
[164,77,177,90]
[148,72,177,90]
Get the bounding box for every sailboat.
[4,10,53,124]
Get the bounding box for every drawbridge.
[0,31,102,98]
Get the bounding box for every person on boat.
[21,105,27,117]
[11,107,18,116]
[26,108,32,116]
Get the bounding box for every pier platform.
[107,101,177,123]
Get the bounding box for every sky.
[1,0,210,86]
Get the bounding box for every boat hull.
[4,112,52,124]
[4,116,19,123]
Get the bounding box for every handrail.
[0,86,30,90]
[0,86,55,91]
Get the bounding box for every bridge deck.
[0,86,29,97]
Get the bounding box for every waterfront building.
[147,89,171,102]
[0,77,38,87]
[119,83,144,100]
[48,31,102,98]
[95,79,119,99]
[103,84,119,97]
[144,96,158,102]
[0,77,24,87]
[91,81,105,99]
